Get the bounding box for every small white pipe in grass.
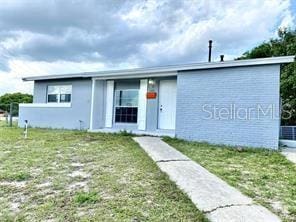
[24,120,28,139]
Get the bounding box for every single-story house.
[19,56,295,149]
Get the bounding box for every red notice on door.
[146,92,157,99]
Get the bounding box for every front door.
[158,79,177,130]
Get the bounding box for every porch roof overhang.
[22,56,295,81]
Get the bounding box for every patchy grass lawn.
[164,137,296,222]
[0,123,207,221]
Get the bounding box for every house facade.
[19,56,295,149]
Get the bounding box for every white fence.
[0,116,18,121]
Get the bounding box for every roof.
[23,56,295,81]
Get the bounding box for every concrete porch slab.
[279,139,296,148]
[281,148,296,164]
[133,136,281,222]
[89,128,175,137]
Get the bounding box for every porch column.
[89,79,106,130]
[105,80,114,128]
[89,78,96,130]
[138,79,148,130]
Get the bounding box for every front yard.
[0,124,206,221]
[164,138,296,222]
[2,122,295,222]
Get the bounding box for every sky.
[0,0,295,95]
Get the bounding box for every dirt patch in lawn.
[0,124,207,221]
[0,181,27,188]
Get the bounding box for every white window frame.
[47,85,72,103]
[113,89,139,124]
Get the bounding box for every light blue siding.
[176,65,281,149]
[19,79,92,130]
[33,82,47,103]
[115,80,140,90]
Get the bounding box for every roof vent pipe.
[208,40,212,62]
[220,55,224,62]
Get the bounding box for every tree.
[238,28,296,125]
[0,93,33,116]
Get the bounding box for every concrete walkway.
[134,137,281,222]
[281,148,296,164]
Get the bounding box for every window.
[47,85,72,103]
[114,89,138,123]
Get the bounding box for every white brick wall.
[176,65,281,149]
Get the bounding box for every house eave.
[92,71,178,80]
[22,56,295,81]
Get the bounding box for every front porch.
[89,76,177,135]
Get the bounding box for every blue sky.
[292,0,296,16]
[0,0,295,95]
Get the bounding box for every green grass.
[74,192,100,205]
[164,137,296,222]
[1,172,31,181]
[0,122,207,221]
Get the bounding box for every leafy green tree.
[238,28,296,125]
[0,93,32,116]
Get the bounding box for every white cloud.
[137,0,294,65]
[0,60,105,95]
[0,0,295,95]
